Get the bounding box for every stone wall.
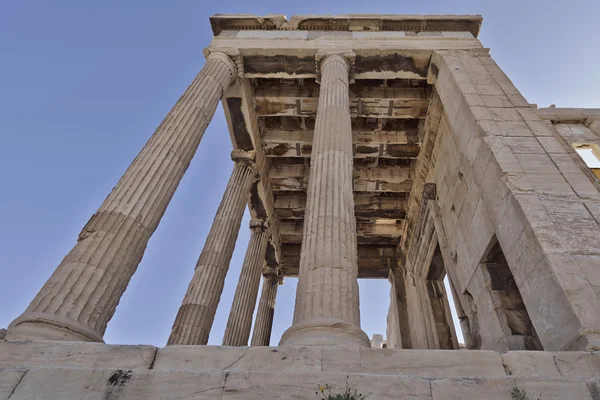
[1,341,600,399]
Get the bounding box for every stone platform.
[1,341,600,399]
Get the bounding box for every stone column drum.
[251,269,280,346]
[6,53,236,342]
[279,53,370,347]
[222,219,270,346]
[168,150,256,346]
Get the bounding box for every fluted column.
[222,219,269,346]
[251,269,280,347]
[6,52,236,342]
[168,150,256,346]
[279,53,370,347]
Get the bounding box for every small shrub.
[316,377,370,400]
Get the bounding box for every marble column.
[222,219,269,346]
[168,150,256,346]
[251,269,280,347]
[279,53,370,347]
[6,52,237,342]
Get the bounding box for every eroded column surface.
[251,269,280,347]
[6,53,236,342]
[279,53,370,347]
[168,150,255,346]
[222,219,269,346]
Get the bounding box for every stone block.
[563,173,600,199]
[505,137,544,154]
[432,377,594,400]
[574,254,600,297]
[529,173,576,197]
[359,348,505,377]
[322,346,362,372]
[222,371,433,400]
[516,107,539,121]
[480,94,513,108]
[496,121,534,137]
[228,346,322,373]
[488,107,523,122]
[537,136,565,154]
[514,153,559,174]
[526,119,554,136]
[540,197,600,253]
[521,255,583,351]
[0,369,26,400]
[502,351,600,378]
[153,345,248,372]
[549,153,583,174]
[10,367,226,400]
[0,341,156,370]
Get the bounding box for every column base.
[279,318,371,347]
[6,312,104,343]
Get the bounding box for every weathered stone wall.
[429,49,600,351]
[1,341,600,399]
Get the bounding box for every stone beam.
[255,86,429,119]
[280,243,398,278]
[222,78,282,268]
[279,220,402,245]
[269,165,413,193]
[263,130,420,159]
[273,192,408,220]
[210,14,483,37]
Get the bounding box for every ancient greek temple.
[2,14,600,399]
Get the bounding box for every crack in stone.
[222,350,248,372]
[7,369,27,400]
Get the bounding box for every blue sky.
[1,0,598,347]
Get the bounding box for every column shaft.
[251,274,279,346]
[168,151,255,345]
[7,53,236,342]
[222,219,269,346]
[280,54,369,347]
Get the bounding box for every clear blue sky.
[1,0,598,347]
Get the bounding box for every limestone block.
[222,372,432,400]
[574,254,600,297]
[432,377,594,400]
[540,197,600,253]
[549,153,584,174]
[514,153,560,174]
[502,351,600,378]
[153,345,247,372]
[0,369,26,400]
[224,346,322,373]
[520,256,584,351]
[505,137,544,154]
[480,94,513,108]
[529,173,577,197]
[537,136,565,154]
[0,341,156,370]
[488,107,523,122]
[516,107,539,121]
[496,121,534,137]
[563,173,600,199]
[10,368,226,400]
[359,348,506,377]
[526,120,554,136]
[322,346,362,372]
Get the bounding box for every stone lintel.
[222,79,283,270]
[210,14,483,37]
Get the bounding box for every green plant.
[316,377,370,400]
[510,386,540,400]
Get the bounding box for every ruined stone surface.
[222,219,269,346]
[0,341,156,370]
[168,150,256,346]
[6,52,237,343]
[279,53,369,348]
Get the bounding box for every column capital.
[262,265,283,281]
[231,149,256,169]
[315,50,355,83]
[249,218,269,233]
[204,48,242,80]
